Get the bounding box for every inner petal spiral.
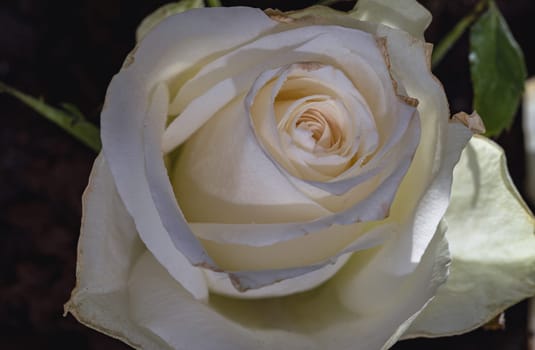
[248,62,379,182]
[296,106,343,152]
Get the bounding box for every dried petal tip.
[264,8,294,23]
[482,312,506,331]
[451,111,486,134]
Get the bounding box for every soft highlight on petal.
[335,121,473,315]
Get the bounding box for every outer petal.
[65,156,447,349]
[125,218,450,350]
[404,136,535,337]
[135,0,204,42]
[377,25,450,265]
[65,154,208,349]
[350,0,431,39]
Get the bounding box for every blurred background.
[1,0,534,349]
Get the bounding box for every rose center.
[295,107,343,152]
[248,62,381,181]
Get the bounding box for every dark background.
[1,0,534,349]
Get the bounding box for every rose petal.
[144,82,219,269]
[373,24,452,266]
[251,63,379,181]
[65,154,208,349]
[68,180,449,350]
[203,253,352,299]
[403,136,535,337]
[173,96,330,227]
[166,25,420,277]
[129,252,315,349]
[125,219,449,350]
[102,7,278,274]
[350,0,431,39]
[332,221,450,350]
[224,224,391,289]
[103,7,458,291]
[187,118,414,239]
[152,81,389,285]
[335,121,473,314]
[135,0,205,42]
[162,25,392,153]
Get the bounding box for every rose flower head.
[66,1,535,349]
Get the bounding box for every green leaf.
[136,0,205,42]
[469,1,527,136]
[0,81,101,152]
[60,102,86,123]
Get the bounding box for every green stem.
[0,81,101,152]
[431,0,490,69]
[206,0,222,7]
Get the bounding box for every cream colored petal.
[350,0,431,39]
[145,82,343,293]
[190,116,417,254]
[375,26,452,267]
[102,7,277,272]
[170,89,388,285]
[222,224,391,284]
[249,62,381,182]
[244,50,418,202]
[263,9,447,243]
[128,252,316,350]
[176,119,416,272]
[71,218,445,350]
[205,219,450,350]
[65,154,207,349]
[176,24,461,291]
[125,223,449,350]
[162,25,391,154]
[203,253,352,299]
[169,26,416,260]
[135,0,204,42]
[70,194,447,350]
[141,83,218,271]
[404,136,535,337]
[335,122,472,314]
[280,8,450,248]
[173,96,330,226]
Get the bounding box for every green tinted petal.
[404,136,535,337]
[350,0,431,39]
[136,0,204,42]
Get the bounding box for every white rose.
[66,1,535,349]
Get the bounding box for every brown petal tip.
[375,36,419,108]
[482,312,506,331]
[451,111,486,134]
[265,8,295,23]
